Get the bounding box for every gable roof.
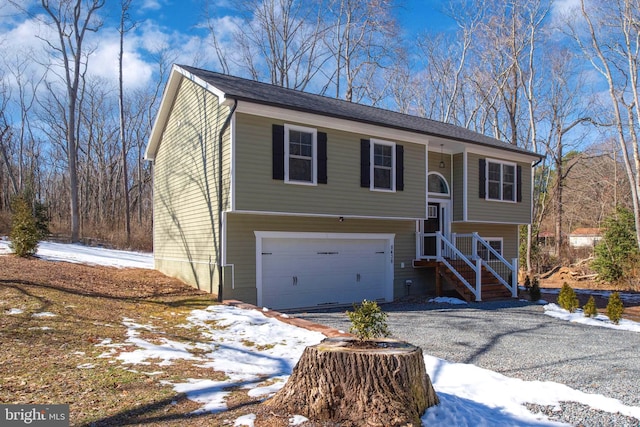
[146,64,543,161]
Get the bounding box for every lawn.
[0,255,298,426]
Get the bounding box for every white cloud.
[140,0,164,11]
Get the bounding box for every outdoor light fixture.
[439,144,446,169]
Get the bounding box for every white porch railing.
[415,231,518,300]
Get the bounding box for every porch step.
[439,261,513,302]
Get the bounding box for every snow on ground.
[428,296,468,305]
[3,240,640,426]
[0,238,153,269]
[543,303,640,332]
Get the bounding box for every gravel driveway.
[289,299,640,426]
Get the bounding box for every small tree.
[346,300,390,341]
[583,296,597,318]
[529,276,541,301]
[606,292,624,325]
[9,196,40,257]
[524,275,531,290]
[558,283,579,313]
[592,207,639,284]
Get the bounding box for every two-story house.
[145,65,543,310]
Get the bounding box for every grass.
[0,255,296,426]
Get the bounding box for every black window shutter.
[479,158,486,198]
[272,124,284,180]
[516,165,522,202]
[396,144,404,191]
[360,139,370,188]
[318,132,327,184]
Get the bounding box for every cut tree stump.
[265,337,439,426]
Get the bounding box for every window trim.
[485,158,517,203]
[370,139,396,192]
[284,123,317,185]
[427,172,450,196]
[477,237,503,261]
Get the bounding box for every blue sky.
[0,0,455,91]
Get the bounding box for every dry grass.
[0,255,311,426]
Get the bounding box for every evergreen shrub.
[558,283,579,313]
[583,296,597,318]
[9,196,40,257]
[346,299,390,341]
[606,292,624,325]
[592,207,639,284]
[529,276,541,302]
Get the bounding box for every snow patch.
[544,303,640,332]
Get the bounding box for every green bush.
[529,276,541,302]
[592,207,639,284]
[523,275,531,290]
[606,292,624,325]
[9,196,40,257]
[557,283,579,313]
[583,296,597,318]
[346,300,390,341]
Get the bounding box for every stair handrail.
[472,232,518,297]
[437,232,482,301]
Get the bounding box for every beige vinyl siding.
[466,152,531,223]
[452,153,464,221]
[224,213,420,304]
[451,223,520,261]
[233,113,425,218]
[152,78,232,291]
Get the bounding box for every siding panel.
[234,114,426,218]
[225,214,421,304]
[152,78,231,291]
[466,152,531,223]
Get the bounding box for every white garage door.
[257,233,394,310]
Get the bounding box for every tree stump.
[265,337,439,426]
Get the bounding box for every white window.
[285,124,317,184]
[428,172,449,195]
[486,160,516,202]
[371,139,395,191]
[477,238,503,261]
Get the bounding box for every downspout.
[217,99,238,302]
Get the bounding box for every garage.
[255,232,395,310]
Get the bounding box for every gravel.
[288,299,640,427]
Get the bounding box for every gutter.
[217,99,238,301]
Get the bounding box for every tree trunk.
[266,337,439,426]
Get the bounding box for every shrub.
[606,292,624,325]
[557,283,579,313]
[346,300,390,341]
[9,196,40,257]
[592,207,639,284]
[529,276,541,302]
[524,275,531,290]
[583,296,597,318]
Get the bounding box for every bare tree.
[118,0,135,245]
[539,48,593,257]
[35,0,105,242]
[233,0,327,90]
[566,0,640,250]
[323,0,399,102]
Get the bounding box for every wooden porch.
[414,258,514,302]
[414,231,519,302]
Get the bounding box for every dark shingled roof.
[179,64,541,158]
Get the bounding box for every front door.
[423,202,440,257]
[423,201,450,257]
